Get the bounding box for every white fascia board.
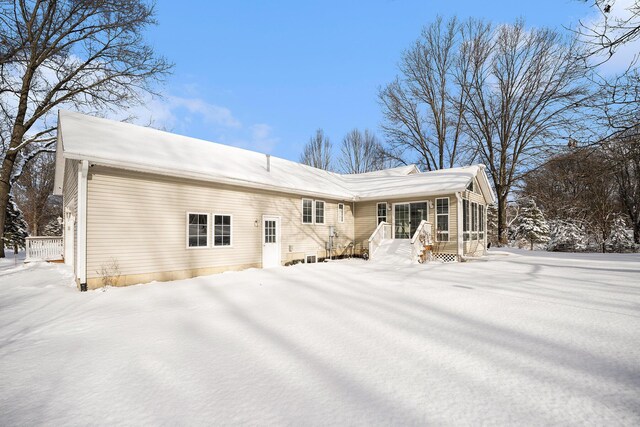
[63,153,356,202]
[476,165,497,204]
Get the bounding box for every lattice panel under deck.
[434,253,458,263]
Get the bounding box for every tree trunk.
[0,157,14,259]
[0,129,25,258]
[497,191,508,245]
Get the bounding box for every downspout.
[77,160,89,291]
[455,192,463,261]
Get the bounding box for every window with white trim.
[213,214,232,246]
[377,202,387,224]
[187,213,208,248]
[479,205,485,240]
[467,180,475,192]
[315,200,325,224]
[302,199,313,224]
[338,203,344,223]
[436,198,449,242]
[471,202,478,240]
[463,199,470,241]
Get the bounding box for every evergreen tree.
[516,199,550,250]
[606,215,636,253]
[547,219,589,252]
[43,218,63,237]
[4,195,28,254]
[487,204,499,247]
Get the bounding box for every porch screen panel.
[472,202,478,240]
[479,205,485,240]
[463,199,470,241]
[436,198,449,242]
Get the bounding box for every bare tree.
[338,129,387,173]
[459,20,590,244]
[523,148,624,252]
[0,0,172,257]
[13,151,60,235]
[604,125,640,243]
[576,0,640,62]
[300,129,333,170]
[379,16,466,171]
[575,2,640,143]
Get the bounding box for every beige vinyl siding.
[86,166,354,285]
[62,159,78,276]
[354,195,459,255]
[462,186,487,256]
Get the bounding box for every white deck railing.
[411,220,433,262]
[368,221,391,260]
[25,236,63,262]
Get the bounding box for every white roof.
[54,110,495,203]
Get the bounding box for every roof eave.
[355,189,465,202]
[64,152,356,202]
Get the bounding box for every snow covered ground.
[1,249,639,425]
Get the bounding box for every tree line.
[300,9,639,250]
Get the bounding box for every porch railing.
[411,220,433,262]
[25,236,63,262]
[368,221,391,260]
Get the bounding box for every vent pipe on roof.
[266,154,271,172]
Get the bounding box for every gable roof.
[54,110,495,203]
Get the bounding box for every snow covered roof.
[54,110,495,203]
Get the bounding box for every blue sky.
[137,0,601,162]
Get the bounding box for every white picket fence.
[25,236,64,262]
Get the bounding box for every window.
[213,214,232,246]
[264,220,276,243]
[471,202,478,240]
[187,213,208,248]
[463,199,470,241]
[436,198,449,242]
[302,199,313,224]
[315,200,325,224]
[306,255,317,264]
[479,205,485,240]
[338,203,344,223]
[377,202,387,224]
[467,180,475,192]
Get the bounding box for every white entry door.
[262,216,281,268]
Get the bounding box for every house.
[53,110,496,290]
